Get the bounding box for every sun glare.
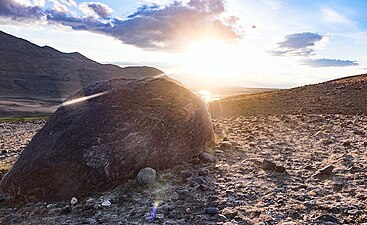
[197,89,222,102]
[180,38,261,84]
[182,39,237,76]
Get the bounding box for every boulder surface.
[0,78,214,201]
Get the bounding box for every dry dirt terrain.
[1,114,366,224]
[210,74,367,118]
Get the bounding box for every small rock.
[177,190,189,200]
[46,203,57,209]
[315,214,340,224]
[199,184,209,191]
[342,140,351,147]
[316,165,334,176]
[85,197,94,205]
[198,168,209,176]
[262,159,276,171]
[0,150,7,155]
[216,214,227,222]
[199,152,216,163]
[180,171,192,179]
[70,197,78,206]
[274,165,286,173]
[214,128,222,134]
[304,165,314,170]
[101,200,111,207]
[194,177,206,185]
[346,209,361,215]
[61,205,72,214]
[137,167,156,185]
[214,150,224,154]
[206,207,220,215]
[220,142,232,149]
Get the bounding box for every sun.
[180,38,244,80]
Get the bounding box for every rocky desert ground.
[1,114,366,224]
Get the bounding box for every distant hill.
[0,31,165,116]
[210,74,367,118]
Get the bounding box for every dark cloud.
[302,58,358,67]
[79,2,113,19]
[0,0,241,51]
[45,9,111,30]
[271,32,325,56]
[0,0,44,19]
[103,0,240,50]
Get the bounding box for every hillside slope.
[0,31,164,116]
[210,74,367,118]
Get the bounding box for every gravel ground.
[1,114,367,224]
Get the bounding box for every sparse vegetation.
[0,116,49,123]
[0,160,14,179]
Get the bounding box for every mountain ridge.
[0,30,165,116]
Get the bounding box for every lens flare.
[149,200,160,221]
[61,91,109,106]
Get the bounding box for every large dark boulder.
[0,78,214,202]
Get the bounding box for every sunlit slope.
[210,74,367,118]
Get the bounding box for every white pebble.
[70,197,78,205]
[101,200,112,207]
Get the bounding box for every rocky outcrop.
[0,78,214,202]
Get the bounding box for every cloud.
[50,0,68,13]
[101,0,241,50]
[62,0,77,7]
[33,0,45,7]
[0,0,44,19]
[302,58,358,67]
[0,0,241,51]
[79,2,113,19]
[322,8,353,25]
[271,32,325,56]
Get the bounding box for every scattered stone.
[343,140,351,147]
[0,150,7,155]
[46,204,57,209]
[179,171,192,179]
[101,200,112,207]
[199,184,209,191]
[315,214,340,224]
[346,209,361,215]
[222,137,230,141]
[315,165,334,176]
[274,165,286,173]
[199,152,216,163]
[214,128,222,134]
[70,197,78,206]
[214,150,224,154]
[194,177,206,185]
[206,207,220,215]
[1,114,367,224]
[216,214,227,222]
[198,168,209,176]
[61,205,72,214]
[136,167,156,185]
[304,165,314,170]
[262,159,276,171]
[220,142,232,149]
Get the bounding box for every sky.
[0,0,366,88]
